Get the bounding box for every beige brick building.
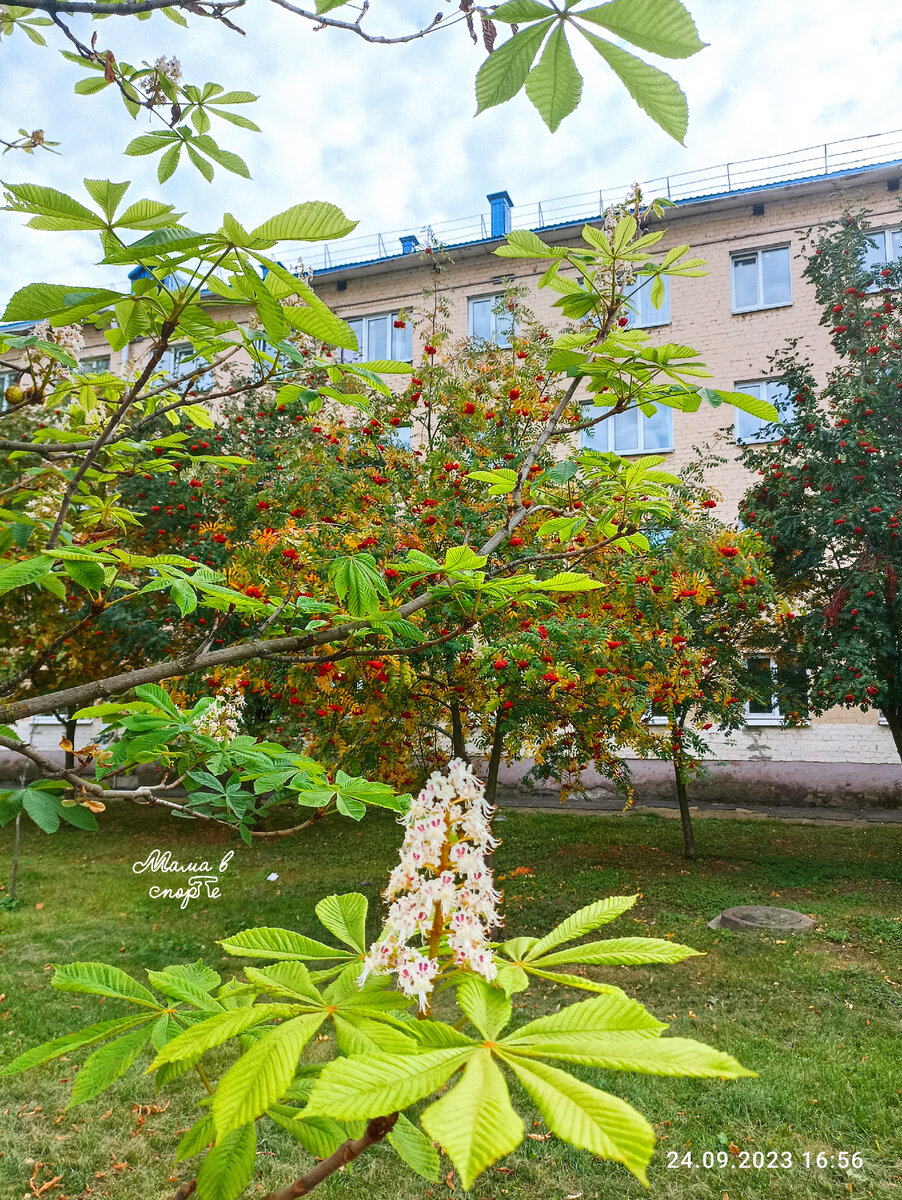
[4,133,902,803]
[300,140,902,804]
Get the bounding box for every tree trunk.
[64,714,77,772]
[883,705,902,763]
[484,713,505,809]
[450,699,469,763]
[10,811,21,900]
[671,722,697,861]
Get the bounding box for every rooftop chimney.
[487,191,513,239]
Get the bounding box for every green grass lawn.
[1,805,900,1200]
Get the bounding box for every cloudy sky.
[1,0,901,305]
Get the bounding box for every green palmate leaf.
[387,1112,441,1182]
[475,18,555,112]
[68,1022,153,1107]
[354,359,413,374]
[579,30,688,143]
[134,683,181,718]
[329,554,388,617]
[62,556,105,592]
[82,178,130,221]
[58,804,98,833]
[170,579,198,616]
[306,1047,475,1120]
[456,975,511,1040]
[525,25,583,132]
[0,1015,154,1075]
[520,966,627,994]
[717,388,779,422]
[525,895,637,959]
[500,1055,654,1183]
[176,1112,216,1163]
[493,959,530,996]
[243,962,323,1003]
[267,1106,351,1157]
[148,1006,295,1071]
[213,1013,325,1137]
[504,991,665,1042]
[52,962,160,1008]
[2,182,105,230]
[513,1033,756,1078]
[538,936,703,967]
[494,228,567,260]
[250,201,357,242]
[444,545,488,572]
[314,893,368,953]
[21,788,60,834]
[150,1013,183,1053]
[576,0,705,58]
[421,1051,522,1189]
[196,1123,257,1200]
[0,555,53,594]
[494,0,555,19]
[527,571,602,593]
[3,283,122,323]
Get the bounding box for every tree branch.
[264,1112,399,1200]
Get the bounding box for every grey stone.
[707,905,814,933]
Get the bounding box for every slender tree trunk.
[484,713,505,809]
[64,715,77,772]
[450,699,469,763]
[670,721,696,861]
[10,811,21,901]
[883,705,902,762]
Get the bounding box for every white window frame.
[862,228,902,290]
[744,655,808,726]
[730,245,792,314]
[0,367,16,413]
[79,355,111,374]
[581,403,674,456]
[734,379,793,444]
[167,344,214,391]
[624,274,671,328]
[341,312,413,364]
[744,655,782,725]
[467,294,515,348]
[31,713,93,727]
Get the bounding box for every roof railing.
[291,128,902,275]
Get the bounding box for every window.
[582,403,673,456]
[734,380,793,444]
[731,246,792,313]
[169,344,214,391]
[745,656,807,725]
[862,228,902,288]
[0,368,15,413]
[624,275,671,327]
[468,295,515,348]
[79,355,111,374]
[342,313,412,364]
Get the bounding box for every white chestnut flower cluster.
[360,758,501,1010]
[193,689,244,742]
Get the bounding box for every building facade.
[3,134,902,801]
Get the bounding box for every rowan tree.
[737,212,902,759]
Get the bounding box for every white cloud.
[1,0,901,304]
